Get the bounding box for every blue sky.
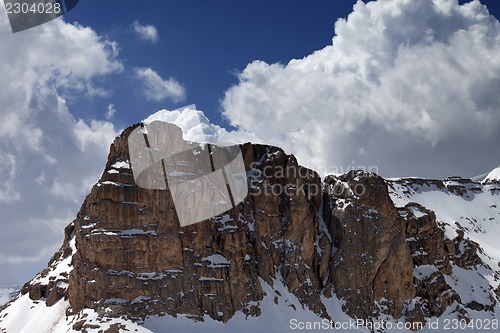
[0,0,500,286]
[61,0,500,130]
[61,0,366,128]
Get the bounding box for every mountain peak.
[1,123,499,332]
[484,166,500,184]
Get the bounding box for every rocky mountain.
[0,118,499,332]
[0,287,19,309]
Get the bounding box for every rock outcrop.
[323,172,415,319]
[66,123,327,322]
[9,121,499,331]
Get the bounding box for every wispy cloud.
[134,67,186,103]
[132,20,160,43]
[0,152,19,204]
[105,103,116,120]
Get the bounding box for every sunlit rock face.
[14,122,500,331]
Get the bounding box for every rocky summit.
[1,120,499,332]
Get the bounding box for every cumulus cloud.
[0,12,120,284]
[132,20,160,43]
[221,0,500,178]
[144,105,255,144]
[135,67,186,103]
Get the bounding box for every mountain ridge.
[484,166,500,184]
[0,121,499,332]
[0,287,20,310]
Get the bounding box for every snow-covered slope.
[1,263,497,333]
[1,173,500,332]
[471,166,500,184]
[0,275,464,333]
[0,274,356,333]
[0,287,19,308]
[484,166,500,184]
[389,177,500,273]
[388,176,500,324]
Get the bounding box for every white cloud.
[73,118,117,152]
[144,106,255,144]
[135,67,186,103]
[0,152,20,204]
[132,20,160,43]
[221,0,500,178]
[1,243,59,265]
[105,103,117,120]
[0,12,120,284]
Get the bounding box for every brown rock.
[398,192,497,319]
[323,171,415,319]
[402,203,451,274]
[46,285,65,307]
[15,121,498,330]
[65,124,329,321]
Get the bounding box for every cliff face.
[4,121,500,332]
[65,123,326,322]
[323,172,416,319]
